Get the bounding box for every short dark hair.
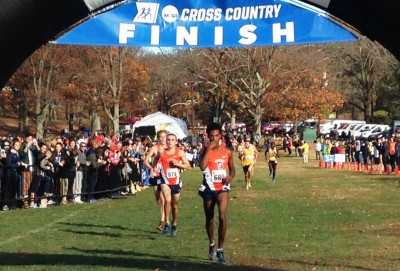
[206,122,222,135]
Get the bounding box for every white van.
[328,119,366,138]
[336,123,365,138]
[347,123,367,139]
[360,124,390,140]
[318,120,334,136]
[351,124,377,139]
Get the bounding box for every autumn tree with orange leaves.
[8,44,69,138]
[91,47,149,136]
[268,64,344,131]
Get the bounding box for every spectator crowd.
[0,131,203,211]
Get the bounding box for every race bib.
[156,162,162,172]
[166,168,179,179]
[245,155,254,160]
[211,169,226,183]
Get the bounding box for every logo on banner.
[162,5,179,23]
[133,2,160,23]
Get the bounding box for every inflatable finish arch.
[1,0,399,88]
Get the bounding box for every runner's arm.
[144,145,156,169]
[199,145,211,171]
[224,150,235,184]
[253,145,259,162]
[176,149,192,170]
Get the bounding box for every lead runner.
[199,122,235,264]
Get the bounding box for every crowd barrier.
[318,155,399,175]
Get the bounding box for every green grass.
[1,153,400,270]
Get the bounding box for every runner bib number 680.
[211,169,226,182]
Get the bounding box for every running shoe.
[157,221,165,231]
[171,225,177,237]
[216,250,226,264]
[208,243,217,261]
[163,224,170,236]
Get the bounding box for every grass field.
[1,149,400,271]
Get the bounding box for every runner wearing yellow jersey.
[266,142,279,183]
[239,138,258,190]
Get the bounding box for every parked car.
[360,125,390,140]
[351,124,377,139]
[262,121,282,134]
[337,123,365,139]
[367,129,390,141]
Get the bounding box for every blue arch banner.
[55,0,356,47]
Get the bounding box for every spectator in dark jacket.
[3,139,22,210]
[50,142,70,205]
[85,139,106,203]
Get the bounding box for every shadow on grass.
[62,229,129,238]
[58,222,131,231]
[0,250,285,271]
[58,222,159,237]
[61,229,157,240]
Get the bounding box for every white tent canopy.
[132,112,188,140]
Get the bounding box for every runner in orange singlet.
[152,133,191,237]
[199,122,235,264]
[144,130,167,231]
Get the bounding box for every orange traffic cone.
[378,164,383,174]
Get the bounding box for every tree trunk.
[36,105,49,139]
[90,110,101,134]
[370,96,374,123]
[68,112,74,133]
[253,113,262,136]
[18,102,29,133]
[113,103,120,137]
[230,112,236,131]
[363,98,369,122]
[23,112,29,134]
[17,102,24,132]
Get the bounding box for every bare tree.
[334,38,390,122]
[92,47,149,136]
[8,44,68,138]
